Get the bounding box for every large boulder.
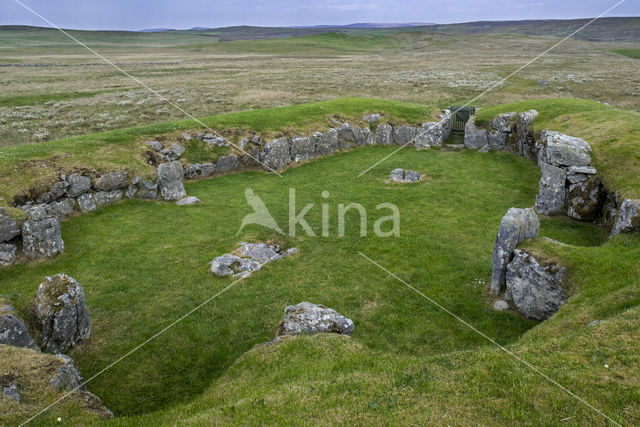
[611,199,640,235]
[0,309,39,350]
[33,274,91,354]
[21,206,64,259]
[505,249,567,321]
[0,207,20,243]
[535,163,567,215]
[157,161,186,201]
[94,171,128,192]
[464,116,488,149]
[416,122,444,149]
[393,126,416,146]
[290,137,316,162]
[487,112,516,150]
[0,243,17,267]
[375,124,393,145]
[276,302,354,337]
[337,123,366,148]
[490,207,540,294]
[261,137,292,171]
[566,177,605,221]
[540,131,592,167]
[315,129,339,155]
[66,174,91,198]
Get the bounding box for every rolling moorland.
[1,18,640,425]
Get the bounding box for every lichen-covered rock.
[66,174,91,198]
[487,112,516,150]
[290,137,316,162]
[567,177,605,221]
[77,193,97,212]
[611,199,640,235]
[375,124,393,145]
[0,310,39,350]
[490,207,540,294]
[464,116,488,149]
[0,207,20,243]
[158,161,186,201]
[125,184,137,199]
[337,123,366,148]
[0,243,17,267]
[169,143,185,160]
[137,181,159,200]
[393,125,417,146]
[209,253,241,277]
[34,274,91,354]
[261,137,291,171]
[535,163,567,215]
[362,113,381,123]
[236,242,282,263]
[93,190,123,208]
[505,249,567,321]
[416,122,444,148]
[94,171,128,192]
[46,197,76,218]
[147,140,163,152]
[315,129,339,155]
[216,154,239,172]
[21,207,64,259]
[37,181,68,204]
[437,109,453,142]
[513,110,539,160]
[389,168,422,183]
[541,131,592,167]
[277,302,354,337]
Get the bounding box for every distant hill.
[290,22,437,29]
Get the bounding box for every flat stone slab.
[176,196,201,206]
[389,168,422,183]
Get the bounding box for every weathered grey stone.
[66,174,91,198]
[611,199,640,235]
[201,163,216,176]
[541,131,592,167]
[216,154,240,172]
[290,137,316,162]
[464,117,488,149]
[125,184,137,199]
[209,253,241,277]
[477,145,490,153]
[169,143,185,160]
[506,249,567,321]
[567,173,589,184]
[361,127,374,145]
[337,123,366,147]
[513,110,539,160]
[2,384,19,402]
[0,207,20,242]
[0,311,38,349]
[147,140,163,152]
[535,163,567,215]
[37,181,68,204]
[34,274,91,354]
[50,354,85,391]
[93,190,123,208]
[0,243,17,267]
[487,113,516,151]
[94,171,128,192]
[567,166,597,175]
[236,242,282,263]
[46,197,76,218]
[493,300,509,311]
[136,181,158,200]
[416,122,443,149]
[232,258,263,276]
[363,113,381,123]
[389,168,404,182]
[77,193,97,212]
[389,169,422,183]
[184,164,202,180]
[437,109,453,142]
[375,124,393,145]
[277,302,354,337]
[490,207,540,294]
[393,126,417,146]
[261,138,291,171]
[315,129,339,155]
[158,161,186,201]
[567,177,605,221]
[176,196,201,206]
[22,207,64,259]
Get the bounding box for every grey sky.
[1,0,638,31]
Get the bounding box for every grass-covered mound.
[475,98,640,199]
[0,98,436,207]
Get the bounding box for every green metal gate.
[448,106,476,134]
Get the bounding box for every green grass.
[0,89,119,108]
[0,98,437,207]
[610,48,640,59]
[475,98,640,199]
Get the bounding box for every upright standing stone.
[157,161,186,201]
[290,136,316,162]
[393,126,417,146]
[261,137,292,171]
[490,208,540,294]
[0,208,20,243]
[611,199,640,235]
[464,116,488,149]
[375,124,393,145]
[21,206,64,259]
[535,163,567,215]
[315,130,339,156]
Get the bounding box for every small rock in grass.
[2,384,19,403]
[362,113,381,123]
[588,319,602,327]
[389,169,422,183]
[147,141,163,152]
[493,300,509,311]
[176,196,201,206]
[209,254,241,277]
[277,302,354,337]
